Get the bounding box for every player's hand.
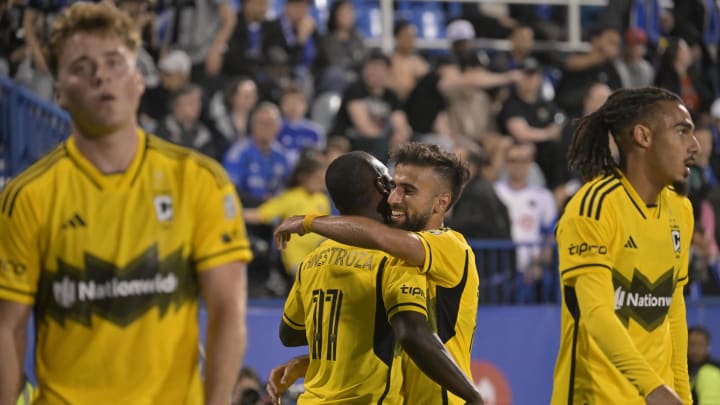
[267,355,309,404]
[274,215,307,249]
[645,385,683,405]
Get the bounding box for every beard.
[671,179,689,196]
[392,206,433,232]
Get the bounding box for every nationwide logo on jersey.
[612,267,674,331]
[36,244,197,328]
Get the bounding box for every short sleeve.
[382,258,427,321]
[192,161,253,271]
[415,230,468,287]
[282,267,305,331]
[556,214,614,283]
[0,188,41,304]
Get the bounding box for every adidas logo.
[624,236,638,249]
[61,213,86,229]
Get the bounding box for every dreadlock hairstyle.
[567,87,681,182]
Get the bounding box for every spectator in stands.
[209,76,258,150]
[689,326,720,404]
[263,0,320,97]
[388,19,428,103]
[673,0,720,88]
[0,0,26,77]
[498,57,567,190]
[314,0,367,94]
[223,102,290,296]
[158,0,236,90]
[223,102,290,207]
[494,143,557,303]
[244,149,329,276]
[490,25,536,73]
[614,27,655,89]
[555,82,612,208]
[277,85,325,165]
[223,0,271,79]
[555,26,622,117]
[156,84,220,160]
[231,367,269,405]
[460,2,515,39]
[331,51,411,163]
[138,50,192,133]
[509,4,566,41]
[655,37,714,122]
[448,141,511,241]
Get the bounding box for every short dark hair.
[391,143,470,210]
[326,151,383,215]
[327,0,351,33]
[394,19,413,37]
[364,50,390,67]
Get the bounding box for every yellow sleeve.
[191,161,253,271]
[575,270,665,397]
[382,257,427,320]
[256,191,291,223]
[557,215,614,282]
[282,266,305,331]
[415,230,467,287]
[670,197,693,404]
[0,187,40,305]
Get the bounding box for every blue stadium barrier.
[0,75,70,180]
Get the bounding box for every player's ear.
[435,192,451,214]
[631,124,651,148]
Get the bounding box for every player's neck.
[72,124,140,174]
[623,166,662,205]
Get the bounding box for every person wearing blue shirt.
[277,85,325,165]
[223,102,291,208]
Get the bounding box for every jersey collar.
[65,129,148,191]
[619,172,662,220]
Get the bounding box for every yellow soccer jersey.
[552,174,692,405]
[402,228,480,405]
[0,131,252,405]
[282,239,428,405]
[257,187,330,273]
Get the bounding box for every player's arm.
[573,271,674,400]
[199,261,247,405]
[666,286,690,405]
[0,300,31,405]
[275,215,425,266]
[390,312,483,404]
[267,355,309,404]
[279,266,307,347]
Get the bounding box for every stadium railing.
[0,74,70,187]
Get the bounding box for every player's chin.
[671,179,689,196]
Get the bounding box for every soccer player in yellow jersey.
[551,87,698,405]
[274,151,482,404]
[0,3,252,404]
[273,143,481,405]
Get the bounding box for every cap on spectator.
[711,98,720,120]
[446,19,475,42]
[520,57,541,74]
[625,27,648,45]
[158,50,191,75]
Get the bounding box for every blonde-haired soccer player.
[0,3,252,404]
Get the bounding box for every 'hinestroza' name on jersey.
[304,246,377,270]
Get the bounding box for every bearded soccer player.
[551,87,697,405]
[0,3,252,404]
[275,151,482,404]
[273,143,480,405]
